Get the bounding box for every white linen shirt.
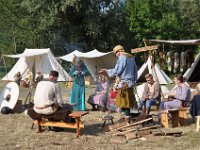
[33,80,63,115]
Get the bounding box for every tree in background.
[126,0,182,47]
[0,0,134,56]
[2,0,200,70]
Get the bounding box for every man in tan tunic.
[137,73,161,114]
[33,70,65,115]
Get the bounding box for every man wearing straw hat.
[99,45,138,123]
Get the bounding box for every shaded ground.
[0,81,200,150]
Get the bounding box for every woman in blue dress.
[69,57,87,111]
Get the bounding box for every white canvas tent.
[184,53,200,82]
[59,50,84,62]
[137,57,173,84]
[60,49,117,80]
[2,48,70,81]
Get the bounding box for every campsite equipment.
[2,48,69,82]
[102,115,114,127]
[0,82,20,113]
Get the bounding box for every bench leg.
[75,118,81,137]
[31,122,34,129]
[178,110,187,126]
[171,111,179,127]
[160,112,169,128]
[37,120,42,132]
[196,116,200,132]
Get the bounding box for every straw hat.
[113,45,125,53]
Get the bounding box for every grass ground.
[0,81,200,150]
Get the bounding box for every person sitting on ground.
[87,75,110,111]
[27,71,34,87]
[35,72,44,84]
[14,72,22,86]
[160,74,191,111]
[137,73,161,114]
[29,70,72,122]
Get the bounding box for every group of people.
[14,71,44,87]
[137,73,191,115]
[8,44,200,125]
[26,44,138,124]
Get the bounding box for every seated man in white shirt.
[31,70,72,122]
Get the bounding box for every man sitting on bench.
[137,73,161,114]
[29,70,72,122]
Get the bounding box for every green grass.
[0,81,200,150]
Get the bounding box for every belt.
[35,104,52,109]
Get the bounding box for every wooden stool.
[102,115,114,127]
[196,116,200,132]
[160,109,179,128]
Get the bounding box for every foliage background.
[1,0,200,77]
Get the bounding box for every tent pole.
[0,55,8,74]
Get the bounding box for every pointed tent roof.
[2,48,69,81]
[59,50,84,62]
[137,57,173,84]
[184,53,200,82]
[59,49,117,79]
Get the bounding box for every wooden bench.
[32,111,88,137]
[160,107,189,128]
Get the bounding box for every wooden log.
[111,117,153,132]
[113,124,161,136]
[131,45,158,53]
[153,130,182,136]
[113,126,138,136]
[152,131,165,136]
[135,114,152,122]
[125,132,138,140]
[136,130,152,137]
[165,131,183,136]
[101,121,127,132]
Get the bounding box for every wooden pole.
[0,55,8,74]
[113,124,161,136]
[111,117,153,132]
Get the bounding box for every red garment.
[110,90,118,100]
